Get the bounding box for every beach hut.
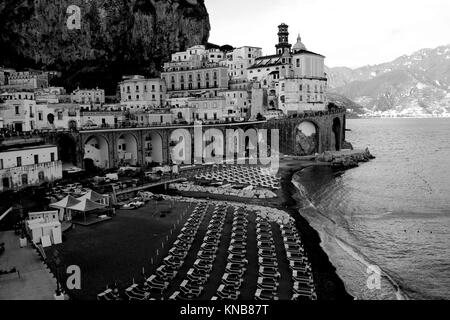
[66,198,107,223]
[49,195,81,221]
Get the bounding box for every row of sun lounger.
[212,208,248,300]
[280,222,317,300]
[170,204,228,300]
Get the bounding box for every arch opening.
[117,133,138,166]
[145,132,163,166]
[56,133,78,166]
[295,121,319,156]
[332,117,341,151]
[84,135,109,169]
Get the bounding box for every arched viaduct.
[46,110,346,169]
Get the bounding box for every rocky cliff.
[0,0,210,93]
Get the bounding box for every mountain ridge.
[326,44,450,116]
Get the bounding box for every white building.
[71,88,105,104]
[226,46,262,80]
[247,24,328,115]
[221,90,252,121]
[80,110,125,128]
[119,76,166,110]
[0,98,37,132]
[0,144,62,192]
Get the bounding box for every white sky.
[205,0,450,68]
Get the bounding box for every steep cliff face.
[0,0,210,93]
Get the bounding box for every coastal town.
[0,23,370,301]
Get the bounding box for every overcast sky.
[206,0,450,68]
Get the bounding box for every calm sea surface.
[293,118,450,300]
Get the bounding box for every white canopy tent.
[49,195,81,221]
[66,198,107,222]
[77,190,109,205]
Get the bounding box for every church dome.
[293,34,306,52]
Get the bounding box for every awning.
[77,190,107,202]
[49,195,81,209]
[66,198,106,212]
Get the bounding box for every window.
[299,84,303,91]
[136,95,140,100]
[15,106,19,115]
[296,59,300,67]
[300,95,303,102]
[34,154,39,164]
[50,153,55,162]
[0,159,3,169]
[38,112,43,121]
[57,112,63,120]
[213,113,217,120]
[17,157,22,167]
[38,171,45,182]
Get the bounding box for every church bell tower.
[275,23,292,55]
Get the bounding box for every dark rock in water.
[316,147,375,170]
[0,0,210,94]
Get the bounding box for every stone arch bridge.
[44,110,346,169]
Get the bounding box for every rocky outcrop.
[0,0,210,93]
[295,131,317,156]
[316,148,375,169]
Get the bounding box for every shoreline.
[276,160,354,300]
[168,158,356,300]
